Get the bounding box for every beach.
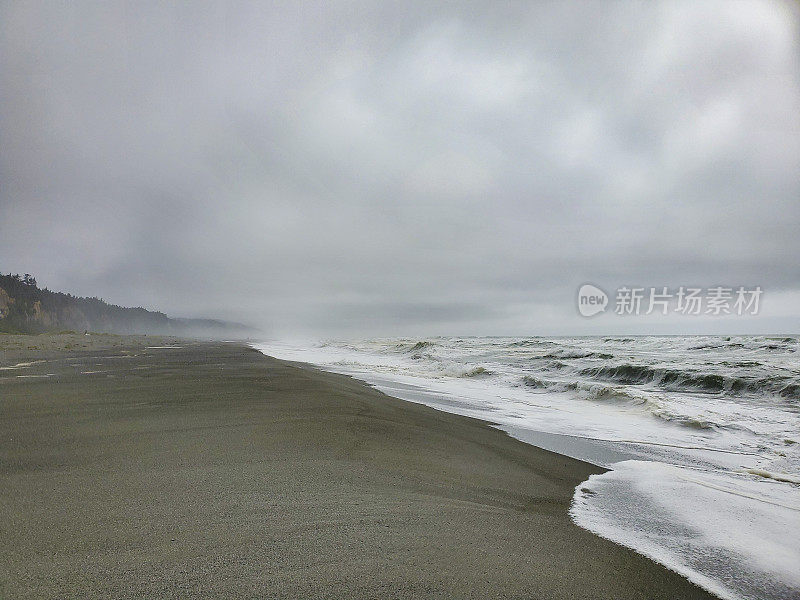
[257,337,800,600]
[0,335,717,599]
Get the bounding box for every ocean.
[254,335,800,600]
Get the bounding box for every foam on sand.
[570,460,800,600]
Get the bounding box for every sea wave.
[459,366,493,378]
[541,349,613,360]
[396,340,436,353]
[523,375,717,429]
[578,363,800,399]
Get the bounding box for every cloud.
[1,0,798,335]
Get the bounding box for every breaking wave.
[541,349,613,360]
[397,340,435,353]
[459,366,493,378]
[579,363,800,399]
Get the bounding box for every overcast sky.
[1,1,799,336]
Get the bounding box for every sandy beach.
[0,335,718,599]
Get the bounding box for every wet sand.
[0,335,718,599]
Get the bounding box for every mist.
[2,1,799,336]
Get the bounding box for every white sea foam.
[253,336,800,599]
[571,461,800,600]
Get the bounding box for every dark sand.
[0,335,717,599]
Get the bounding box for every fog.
[2,1,798,336]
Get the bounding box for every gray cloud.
[1,1,799,335]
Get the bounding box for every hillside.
[0,273,254,337]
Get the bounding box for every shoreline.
[254,337,800,600]
[0,335,718,599]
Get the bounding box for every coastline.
[0,335,718,599]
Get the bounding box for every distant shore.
[0,334,717,599]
